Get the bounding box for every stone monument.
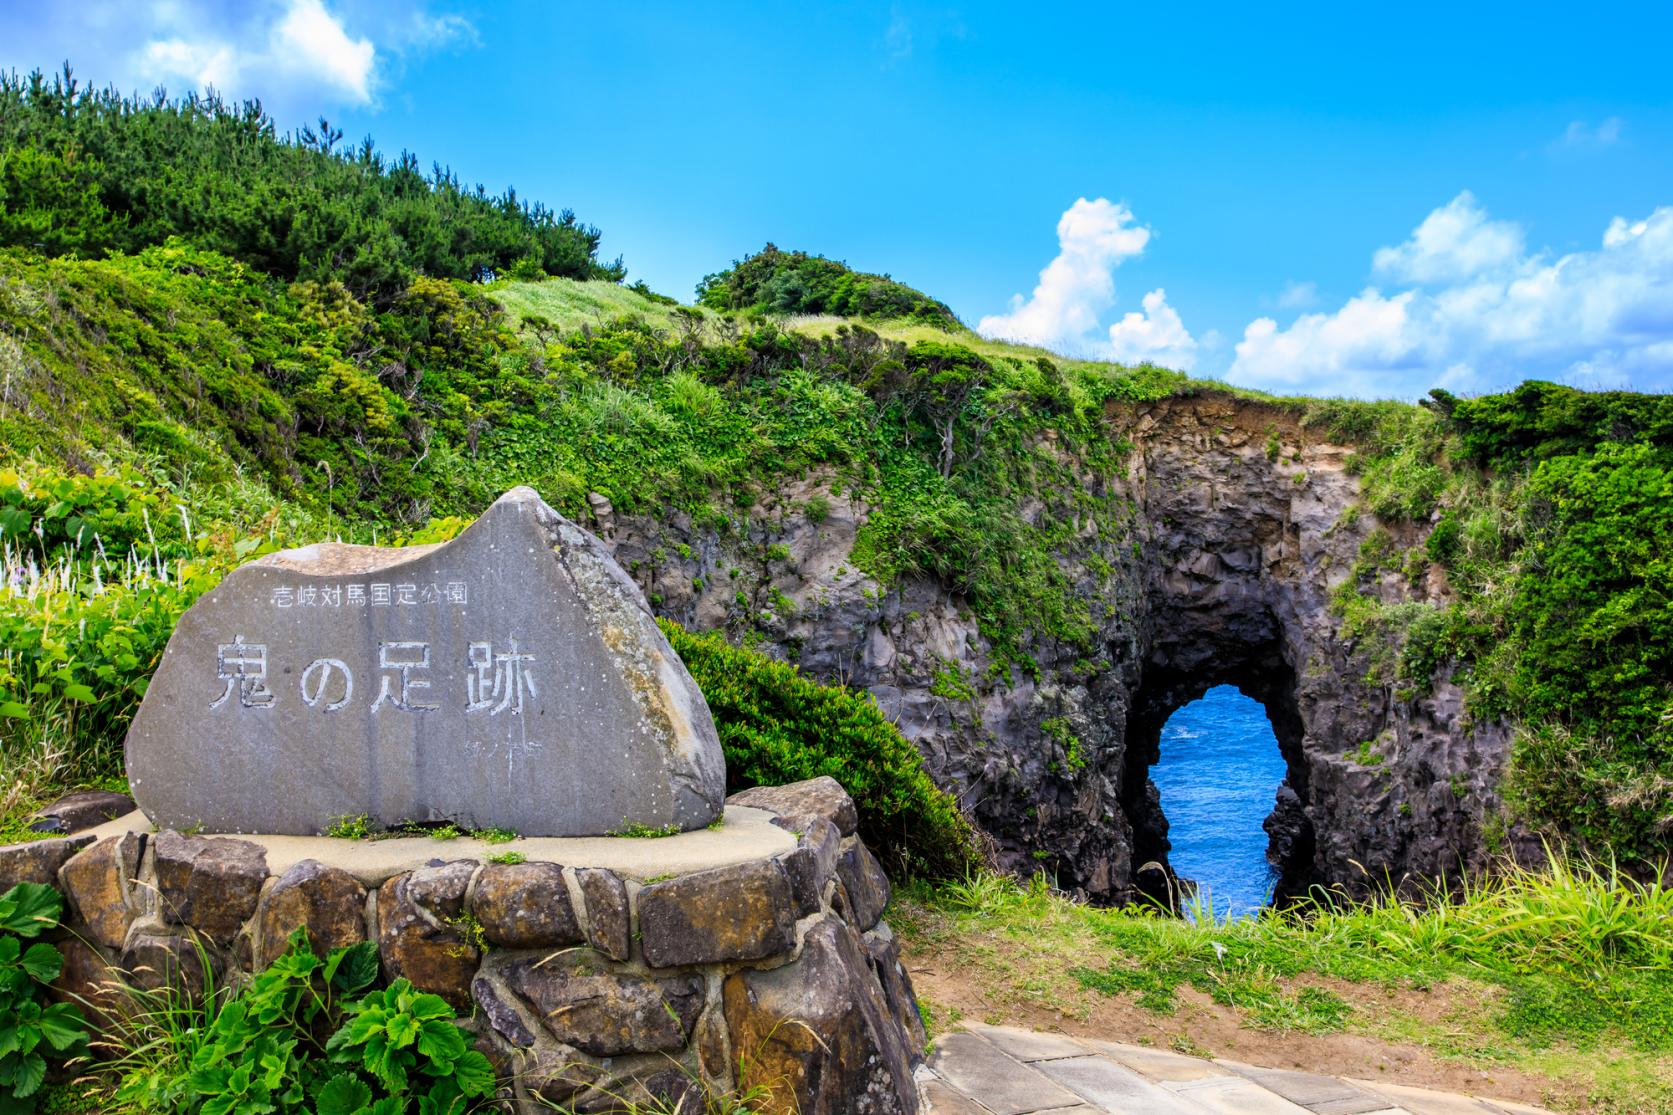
[125,487,727,836]
[7,486,929,1113]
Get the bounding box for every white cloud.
[1230,196,1673,397]
[880,5,965,64]
[8,2,473,119]
[142,37,242,93]
[1371,190,1524,284]
[978,197,1153,349]
[1555,116,1625,151]
[884,8,914,60]
[1276,280,1318,309]
[135,0,376,105]
[269,0,375,103]
[1106,289,1199,370]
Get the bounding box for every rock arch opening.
[1119,621,1317,911]
[1149,686,1289,916]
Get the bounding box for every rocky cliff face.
[599,392,1509,905]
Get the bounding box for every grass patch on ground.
[893,861,1673,1114]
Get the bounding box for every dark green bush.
[0,66,620,300]
[696,244,959,327]
[661,620,982,880]
[1445,381,1673,466]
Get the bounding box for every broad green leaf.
[61,683,97,703]
[385,1011,421,1049]
[36,1003,86,1052]
[0,884,61,937]
[327,941,379,993]
[449,1049,496,1097]
[408,992,452,1021]
[0,702,28,719]
[314,1072,372,1115]
[7,1050,46,1098]
[415,1018,464,1063]
[21,942,63,983]
[363,1033,408,1092]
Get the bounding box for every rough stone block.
[28,791,136,835]
[126,487,726,837]
[507,956,703,1057]
[0,834,93,892]
[865,924,927,1054]
[120,931,216,1000]
[256,858,366,967]
[836,838,891,930]
[729,776,858,836]
[573,867,629,961]
[521,1048,606,1108]
[778,817,839,917]
[573,1070,694,1114]
[723,916,919,1115]
[472,974,539,1049]
[153,830,267,945]
[59,834,144,949]
[471,862,582,949]
[50,938,124,1030]
[377,861,478,1008]
[639,859,796,968]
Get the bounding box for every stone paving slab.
[967,1022,1091,1061]
[919,1025,1557,1115]
[927,1031,1084,1114]
[1166,1076,1316,1114]
[921,1077,1001,1114]
[1220,1061,1392,1113]
[1085,1040,1231,1082]
[1035,1054,1208,1114]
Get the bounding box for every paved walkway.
[918,1024,1553,1115]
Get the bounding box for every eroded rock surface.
[600,394,1509,902]
[153,831,267,945]
[256,859,366,966]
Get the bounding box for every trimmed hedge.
[661,620,981,881]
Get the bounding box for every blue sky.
[4,1,1671,398]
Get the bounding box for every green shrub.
[1,883,89,1113]
[696,244,958,327]
[115,928,491,1115]
[662,620,981,880]
[1443,381,1673,466]
[0,67,618,299]
[325,981,494,1105]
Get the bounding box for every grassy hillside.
[1,237,1669,871]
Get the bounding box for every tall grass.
[923,850,1673,1052]
[0,545,197,832]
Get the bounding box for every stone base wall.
[0,778,923,1115]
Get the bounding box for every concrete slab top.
[83,804,796,886]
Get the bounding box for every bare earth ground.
[895,898,1672,1114]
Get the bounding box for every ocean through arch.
[1149,685,1289,918]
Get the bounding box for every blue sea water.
[1149,685,1287,918]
